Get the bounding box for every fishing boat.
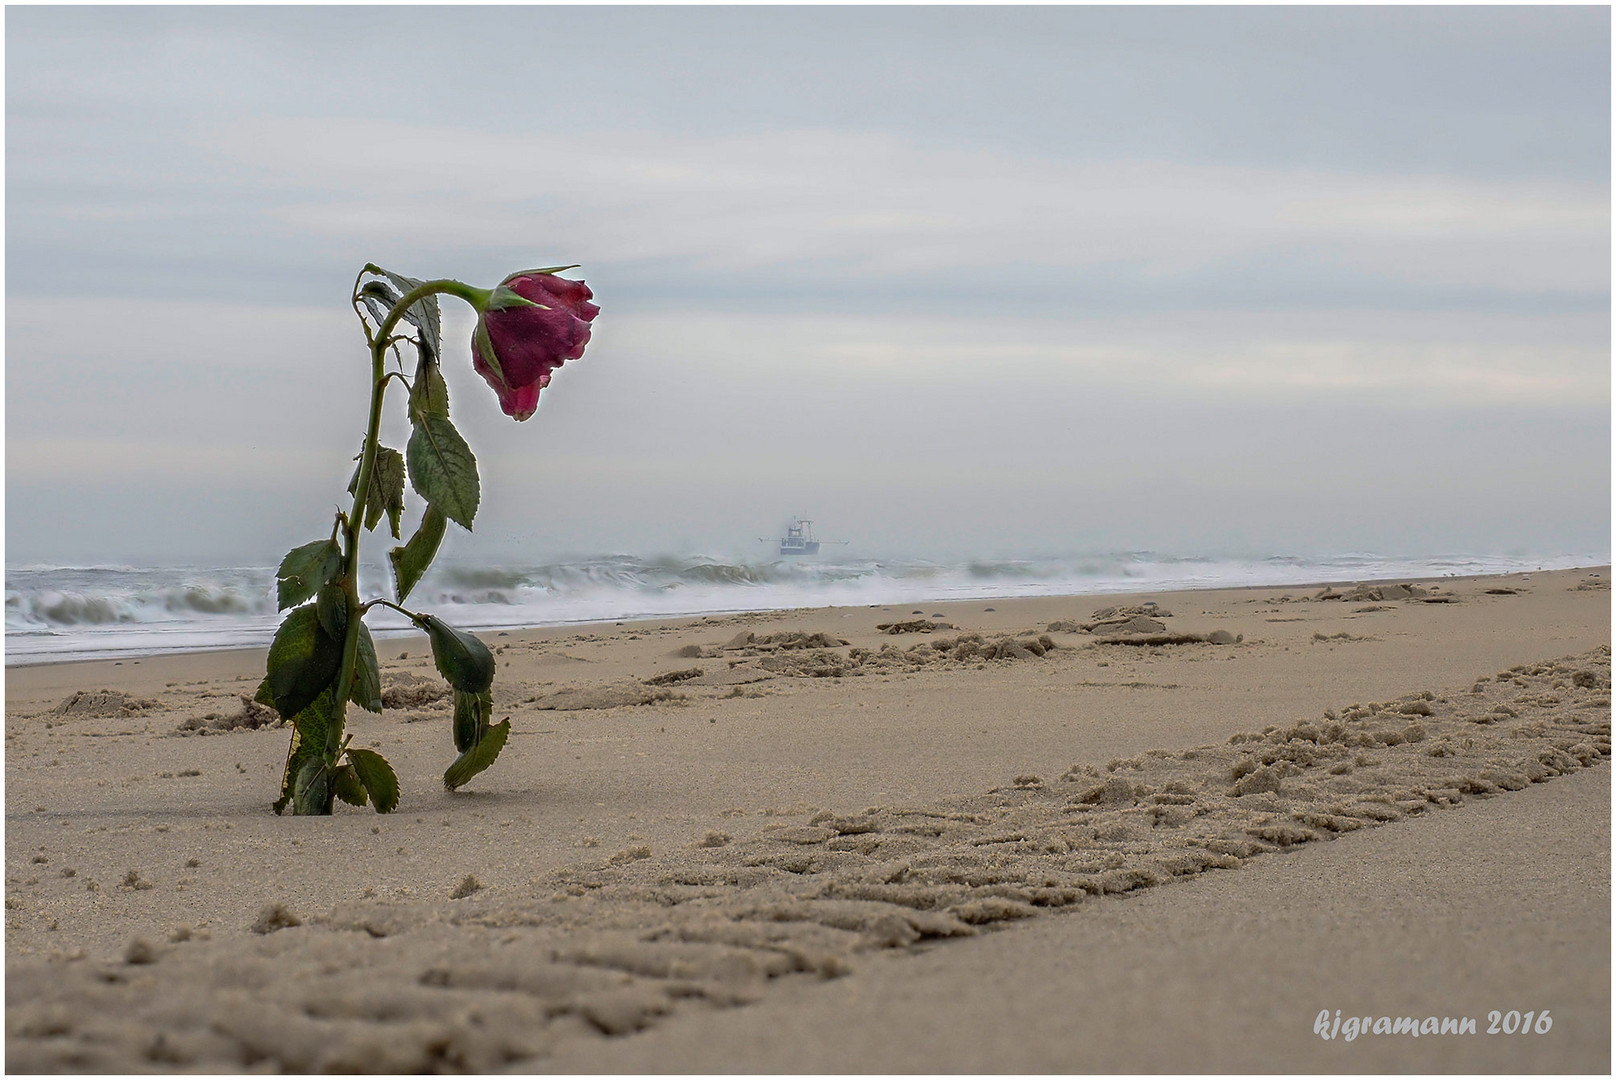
[763,517,846,557]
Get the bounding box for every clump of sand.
[1094,630,1241,647]
[1047,603,1176,635]
[676,631,851,659]
[875,620,955,634]
[1313,582,1453,603]
[380,673,450,709]
[175,695,280,735]
[50,690,158,720]
[528,683,685,711]
[727,631,850,651]
[643,667,704,686]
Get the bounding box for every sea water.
[5,550,1600,666]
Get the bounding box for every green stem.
[321,277,486,773]
[372,278,489,343]
[379,371,413,395]
[359,598,419,621]
[323,339,387,768]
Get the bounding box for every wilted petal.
[502,381,542,422]
[469,273,597,421]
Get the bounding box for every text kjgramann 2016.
[1314,1009,1554,1041]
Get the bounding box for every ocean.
[5,550,1602,666]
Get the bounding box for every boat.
[778,517,819,556]
[763,517,846,557]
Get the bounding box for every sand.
[4,566,1609,1072]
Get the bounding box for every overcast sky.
[6,6,1610,566]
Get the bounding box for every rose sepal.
[472,319,505,386]
[485,285,551,312]
[506,264,579,278]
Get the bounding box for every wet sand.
[5,566,1609,1072]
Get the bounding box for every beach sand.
[5,566,1609,1072]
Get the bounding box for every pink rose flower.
[472,271,598,421]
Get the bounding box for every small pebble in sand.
[450,875,484,899]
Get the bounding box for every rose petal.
[472,274,597,420]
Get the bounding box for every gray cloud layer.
[6,6,1609,565]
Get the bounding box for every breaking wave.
[6,550,1600,665]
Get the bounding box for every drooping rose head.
[471,269,598,421]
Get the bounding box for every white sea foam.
[5,550,1602,665]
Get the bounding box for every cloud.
[207,119,1608,295]
[8,292,1604,493]
[587,308,1609,406]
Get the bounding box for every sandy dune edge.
[4,568,1610,1071]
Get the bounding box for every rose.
[262,262,599,816]
[471,270,599,421]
